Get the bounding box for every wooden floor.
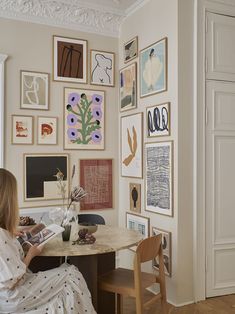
[123,294,235,313]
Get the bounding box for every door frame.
[194,0,235,302]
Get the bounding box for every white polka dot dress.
[0,228,96,314]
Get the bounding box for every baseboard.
[167,299,194,307]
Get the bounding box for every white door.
[206,12,235,297]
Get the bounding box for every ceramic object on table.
[78,222,98,234]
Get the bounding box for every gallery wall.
[1,17,119,225]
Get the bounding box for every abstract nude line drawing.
[90,50,115,87]
[145,141,173,216]
[147,102,170,137]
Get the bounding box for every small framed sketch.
[64,88,105,150]
[140,37,167,98]
[12,115,33,145]
[37,116,57,145]
[90,50,115,87]
[126,212,150,239]
[124,36,138,63]
[120,62,137,112]
[152,227,172,277]
[80,159,113,210]
[53,35,87,83]
[146,102,170,137]
[121,112,142,178]
[145,141,173,216]
[129,183,141,213]
[24,153,69,201]
[20,70,49,110]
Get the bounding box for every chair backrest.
[78,214,105,225]
[136,234,162,263]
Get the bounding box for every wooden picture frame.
[124,36,138,63]
[152,227,172,277]
[20,70,49,110]
[79,159,113,210]
[53,35,87,83]
[121,112,142,178]
[120,62,137,112]
[37,116,58,145]
[129,183,141,213]
[126,212,150,239]
[24,153,69,201]
[145,141,173,217]
[146,102,170,138]
[140,37,167,98]
[12,115,33,145]
[64,87,105,150]
[90,49,115,87]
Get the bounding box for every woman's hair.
[0,169,19,235]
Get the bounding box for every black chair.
[78,214,105,225]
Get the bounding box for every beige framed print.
[120,62,137,112]
[124,36,138,63]
[53,35,87,83]
[152,227,172,277]
[145,141,173,217]
[126,212,150,239]
[146,102,170,137]
[12,115,33,145]
[20,70,49,110]
[129,183,141,213]
[140,37,167,98]
[90,50,115,87]
[37,116,57,145]
[121,112,142,178]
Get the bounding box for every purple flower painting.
[64,88,105,149]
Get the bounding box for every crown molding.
[125,0,150,17]
[0,0,125,37]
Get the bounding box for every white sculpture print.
[91,50,114,86]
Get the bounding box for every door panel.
[206,12,235,81]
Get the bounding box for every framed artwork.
[90,50,115,87]
[80,159,113,210]
[124,36,138,63]
[64,88,105,150]
[145,141,173,216]
[37,116,57,145]
[20,70,49,110]
[152,227,172,277]
[12,115,33,145]
[140,37,167,98]
[120,62,137,112]
[121,112,142,178]
[146,102,170,137]
[53,35,87,83]
[129,183,141,213]
[24,154,69,201]
[126,212,150,239]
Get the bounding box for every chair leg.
[135,297,143,314]
[117,294,123,314]
[161,296,168,314]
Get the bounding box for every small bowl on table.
[78,222,98,234]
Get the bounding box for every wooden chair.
[98,234,168,314]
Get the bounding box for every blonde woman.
[0,168,96,314]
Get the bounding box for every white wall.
[0,17,119,225]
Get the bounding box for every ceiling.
[0,0,147,37]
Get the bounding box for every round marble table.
[32,225,143,314]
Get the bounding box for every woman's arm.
[23,244,44,267]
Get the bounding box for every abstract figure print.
[91,50,115,87]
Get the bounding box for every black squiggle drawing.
[147,106,169,136]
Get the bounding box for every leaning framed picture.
[20,70,49,110]
[124,36,138,63]
[24,153,69,201]
[80,159,113,210]
[12,115,33,145]
[120,62,137,112]
[126,212,150,239]
[121,112,142,178]
[64,87,105,150]
[152,227,172,277]
[140,37,167,98]
[146,102,170,138]
[145,141,173,216]
[37,116,58,145]
[53,35,87,83]
[129,183,141,213]
[90,50,115,87]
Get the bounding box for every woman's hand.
[23,244,44,267]
[13,230,25,237]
